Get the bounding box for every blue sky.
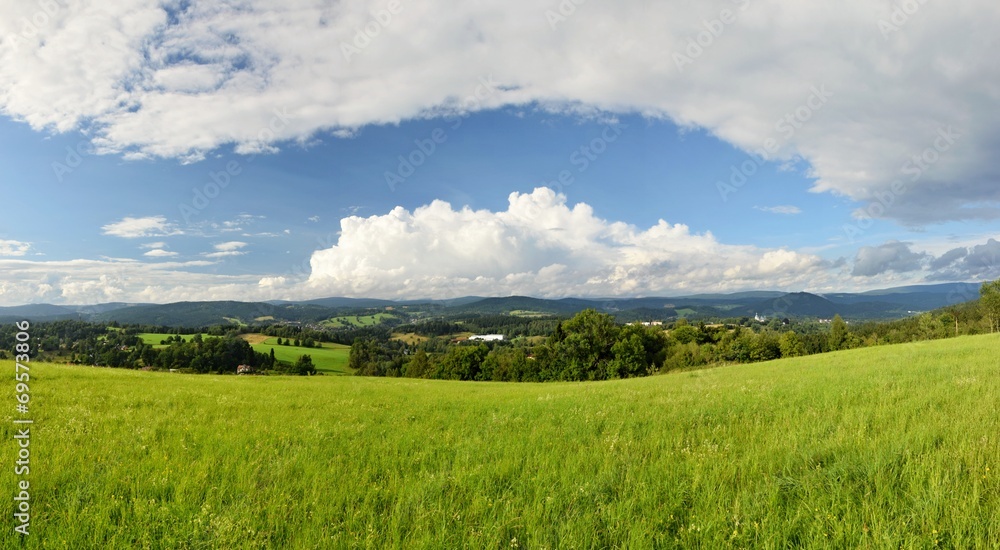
[0,0,998,304]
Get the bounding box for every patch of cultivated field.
[3,335,1000,547]
[138,332,205,347]
[320,313,396,328]
[249,337,351,374]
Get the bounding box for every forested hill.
[0,282,983,326]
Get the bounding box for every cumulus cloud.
[755,205,802,215]
[0,258,249,305]
[102,216,182,238]
[0,240,31,257]
[2,1,998,223]
[307,188,831,298]
[852,241,928,277]
[928,238,1000,281]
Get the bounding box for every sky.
[0,0,999,305]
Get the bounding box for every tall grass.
[2,334,999,548]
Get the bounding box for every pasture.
[2,334,999,548]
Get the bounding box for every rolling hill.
[0,282,986,326]
[5,333,999,547]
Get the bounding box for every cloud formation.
[755,205,802,215]
[929,238,1000,281]
[2,1,998,223]
[0,240,31,257]
[852,241,927,277]
[204,241,248,258]
[102,216,182,238]
[307,188,831,298]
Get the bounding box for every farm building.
[469,334,504,342]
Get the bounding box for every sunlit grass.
[2,334,999,548]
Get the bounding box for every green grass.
[320,313,396,328]
[138,333,349,373]
[3,335,1000,547]
[251,339,351,374]
[138,332,204,347]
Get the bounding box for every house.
[468,334,504,342]
[237,364,255,375]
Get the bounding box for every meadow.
[2,334,999,548]
[320,313,397,328]
[137,333,351,374]
[248,336,351,374]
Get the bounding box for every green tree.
[980,280,1000,333]
[294,354,316,375]
[829,314,848,351]
[779,331,806,358]
[403,349,432,378]
[671,324,698,345]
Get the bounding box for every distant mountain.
[92,301,337,327]
[0,281,986,326]
[450,296,598,315]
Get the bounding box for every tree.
[294,354,316,376]
[779,331,806,358]
[829,314,848,351]
[404,349,432,378]
[981,280,1000,333]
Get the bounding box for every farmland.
[320,312,397,328]
[3,334,1000,547]
[246,336,351,374]
[137,333,351,373]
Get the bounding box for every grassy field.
[138,332,204,347]
[320,313,396,328]
[249,337,351,374]
[137,333,350,373]
[3,335,1000,547]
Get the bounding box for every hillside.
[4,334,999,547]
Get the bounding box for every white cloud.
[0,240,31,257]
[755,205,802,215]
[2,1,998,223]
[204,241,248,258]
[144,249,178,258]
[306,188,833,298]
[102,216,182,238]
[852,241,927,277]
[308,216,320,223]
[140,242,167,249]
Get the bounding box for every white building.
[469,334,505,342]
